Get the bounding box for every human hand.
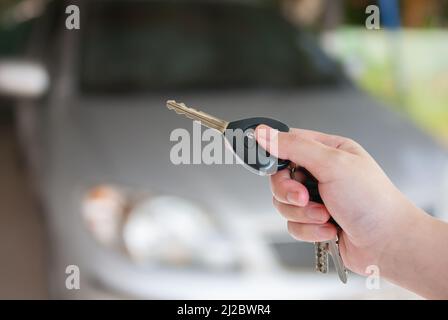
[255,125,424,276]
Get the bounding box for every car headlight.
[123,195,237,269]
[81,185,238,270]
[123,195,210,263]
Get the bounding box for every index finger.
[256,125,337,181]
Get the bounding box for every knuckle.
[343,137,357,146]
[340,137,364,154]
[329,149,351,168]
[344,138,361,150]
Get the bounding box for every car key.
[167,100,290,175]
[166,100,347,283]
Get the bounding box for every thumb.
[255,125,338,181]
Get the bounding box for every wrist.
[377,201,448,298]
[376,199,426,281]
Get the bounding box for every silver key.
[167,100,292,176]
[318,239,348,283]
[166,100,229,133]
[315,242,329,273]
[327,238,348,283]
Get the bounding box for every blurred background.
[0,0,447,299]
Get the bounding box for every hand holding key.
[256,125,448,299]
[165,100,448,298]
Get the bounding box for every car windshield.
[80,1,341,93]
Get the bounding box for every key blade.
[166,100,228,133]
[327,239,348,284]
[315,242,329,274]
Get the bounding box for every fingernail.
[307,207,326,222]
[256,125,268,143]
[287,192,305,206]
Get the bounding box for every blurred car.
[2,0,447,299]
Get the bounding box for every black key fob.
[225,118,322,206]
[224,117,290,176]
